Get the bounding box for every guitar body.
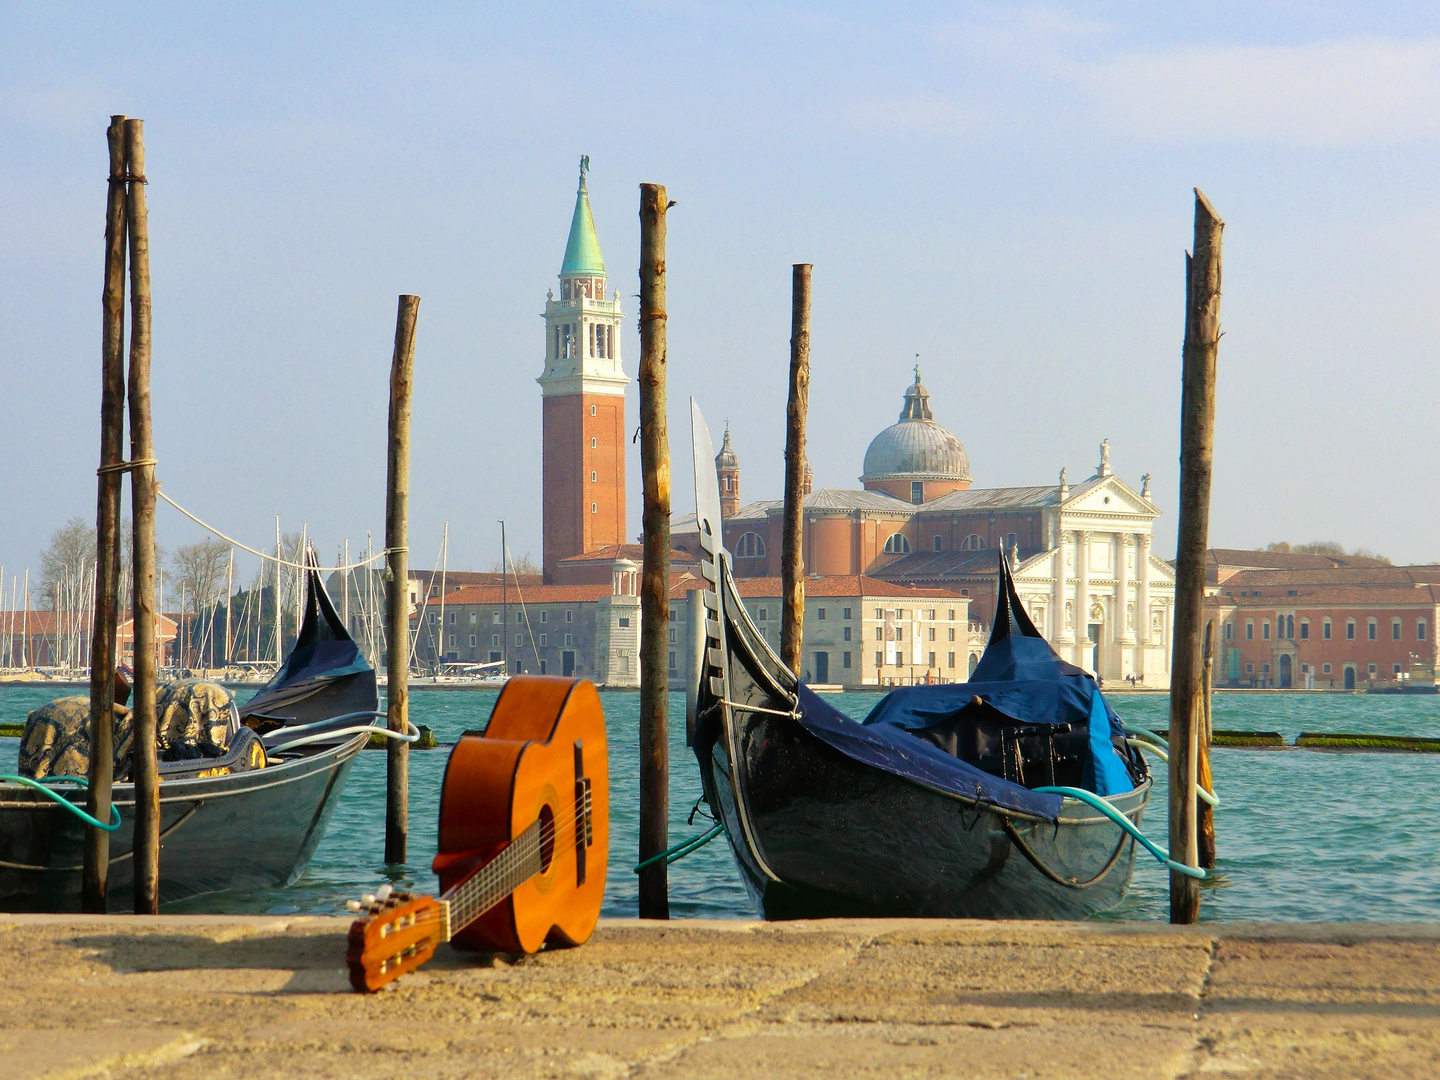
[434,676,609,955]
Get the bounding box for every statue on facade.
[1099,438,1111,475]
[1141,473,1152,499]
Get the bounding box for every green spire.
[560,155,605,277]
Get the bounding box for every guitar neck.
[437,818,546,941]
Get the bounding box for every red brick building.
[1208,565,1440,688]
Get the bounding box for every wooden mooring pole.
[384,295,419,866]
[1169,189,1223,924]
[637,182,671,919]
[124,118,161,915]
[1199,619,1216,869]
[83,114,129,913]
[781,264,811,676]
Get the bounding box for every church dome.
[860,369,971,485]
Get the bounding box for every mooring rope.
[0,774,121,832]
[156,490,396,572]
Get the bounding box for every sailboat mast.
[436,521,448,673]
[274,516,283,667]
[23,568,30,668]
[224,548,233,667]
[500,520,507,674]
[342,538,350,629]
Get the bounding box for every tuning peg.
[346,899,363,912]
[375,884,393,901]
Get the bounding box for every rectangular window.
[429,613,437,624]
[539,634,547,646]
[516,612,523,622]
[928,627,936,641]
[516,634,523,646]
[948,609,956,620]
[817,607,826,620]
[947,652,956,668]
[469,612,477,625]
[1394,664,1402,675]
[1323,663,1331,674]
[618,617,630,627]
[1347,622,1355,640]
[1300,622,1309,640]
[911,480,924,503]
[668,627,676,643]
[491,634,499,647]
[843,627,851,641]
[843,608,852,620]
[875,608,883,620]
[1323,621,1331,640]
[1420,622,1428,641]
[758,608,768,621]
[1224,622,1232,640]
[948,627,955,641]
[842,652,851,669]
[875,651,883,668]
[447,612,456,624]
[1368,663,1377,675]
[564,634,573,646]
[1262,622,1269,640]
[566,609,574,623]
[896,627,904,641]
[1392,621,1401,640]
[1246,623,1253,640]
[928,651,936,667]
[492,612,500,624]
[469,634,477,647]
[669,651,676,671]
[875,626,883,640]
[1245,663,1253,673]
[447,633,456,646]
[1368,622,1377,640]
[539,659,547,674]
[541,610,548,623]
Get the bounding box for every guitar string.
[373,786,595,939]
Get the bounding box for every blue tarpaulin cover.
[793,554,1134,816]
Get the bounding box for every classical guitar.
[346,676,608,992]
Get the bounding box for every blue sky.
[4,2,1440,588]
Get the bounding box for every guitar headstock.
[345,884,447,993]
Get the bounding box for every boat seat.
[157,726,267,781]
[909,697,1089,788]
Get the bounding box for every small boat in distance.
[687,403,1153,920]
[0,559,379,912]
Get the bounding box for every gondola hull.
[687,401,1151,922]
[0,733,364,912]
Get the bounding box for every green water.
[4,686,1439,922]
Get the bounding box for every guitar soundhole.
[538,803,556,873]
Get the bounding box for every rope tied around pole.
[96,457,157,476]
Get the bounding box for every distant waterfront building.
[538,156,628,582]
[674,369,1178,687]
[1206,560,1440,688]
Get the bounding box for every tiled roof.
[1209,585,1440,608]
[1207,548,1393,572]
[421,583,613,606]
[702,575,967,600]
[673,489,912,531]
[558,544,699,565]
[920,485,1063,512]
[1220,568,1435,589]
[869,548,1002,580]
[412,571,544,590]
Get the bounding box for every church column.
[1117,534,1135,644]
[1137,533,1152,645]
[1075,530,1090,669]
[1053,528,1071,645]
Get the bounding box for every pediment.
[1061,475,1158,519]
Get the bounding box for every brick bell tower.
[539,157,628,582]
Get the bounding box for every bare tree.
[40,518,95,610]
[171,539,231,610]
[489,551,540,576]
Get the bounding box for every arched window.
[883,533,911,555]
[735,532,766,559]
[960,534,987,551]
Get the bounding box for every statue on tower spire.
[579,154,590,191]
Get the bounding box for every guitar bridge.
[574,740,593,886]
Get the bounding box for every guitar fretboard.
[440,818,545,938]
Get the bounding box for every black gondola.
[688,403,1154,920]
[0,558,378,912]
